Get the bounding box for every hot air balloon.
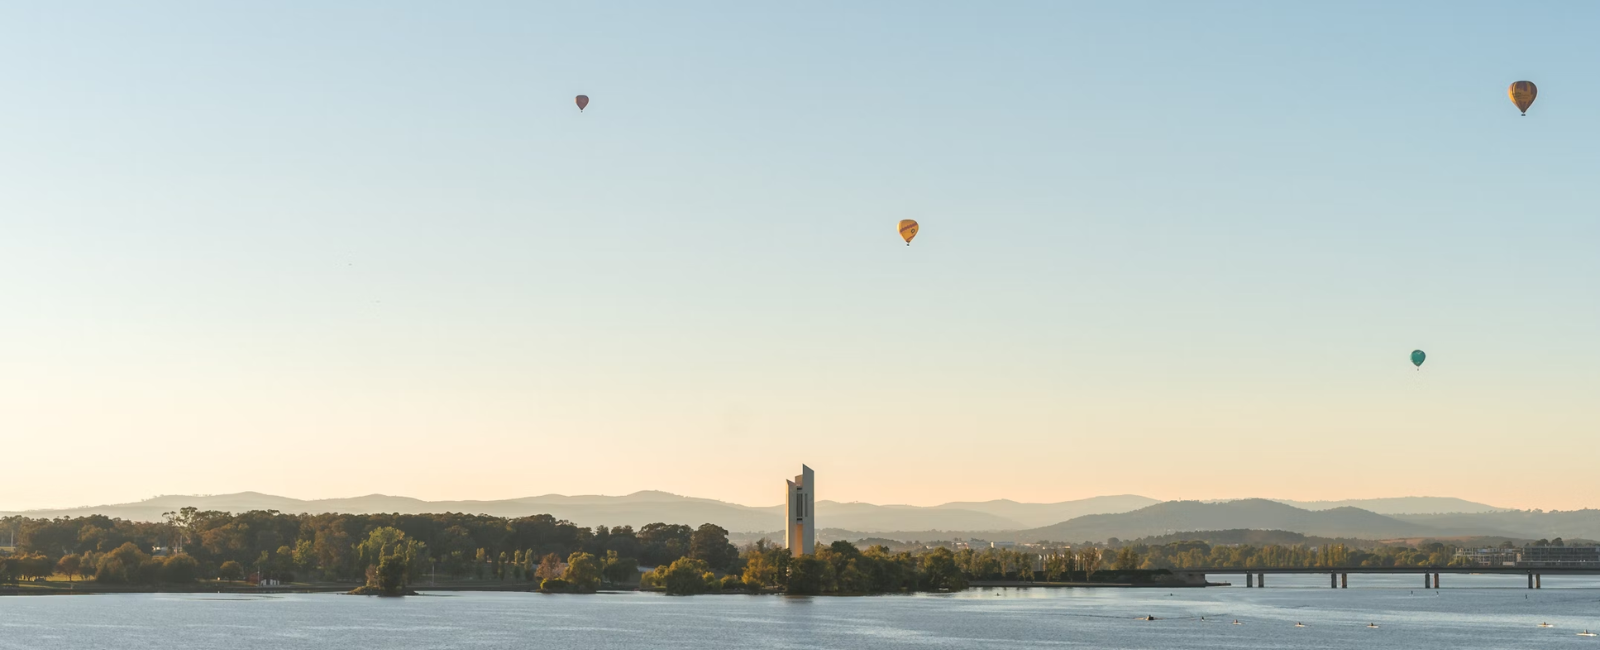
[575,95,590,112]
[1508,81,1536,115]
[897,220,919,246]
[1411,350,1426,369]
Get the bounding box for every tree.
[219,560,245,581]
[1043,552,1070,581]
[918,547,966,592]
[536,553,563,581]
[562,552,601,593]
[788,553,835,595]
[292,539,317,575]
[662,557,712,595]
[372,554,408,596]
[94,543,150,584]
[162,554,200,583]
[1113,548,1141,571]
[638,523,693,567]
[689,524,739,571]
[56,554,81,582]
[742,551,781,592]
[1078,547,1103,580]
[601,551,639,587]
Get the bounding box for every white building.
[785,465,815,557]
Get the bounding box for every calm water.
[4,574,1600,649]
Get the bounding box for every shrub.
[662,558,712,595]
[218,560,245,581]
[540,578,570,593]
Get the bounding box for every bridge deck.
[1190,567,1600,575]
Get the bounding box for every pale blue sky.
[3,2,1598,511]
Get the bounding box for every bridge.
[1189,566,1600,589]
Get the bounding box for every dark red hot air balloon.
[575,95,590,112]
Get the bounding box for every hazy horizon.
[6,2,1600,513]
[0,487,1523,515]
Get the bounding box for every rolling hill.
[1010,499,1521,542]
[0,491,1149,533]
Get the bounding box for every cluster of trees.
[642,540,967,595]
[0,510,727,588]
[0,510,777,595]
[0,543,202,586]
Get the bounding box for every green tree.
[741,551,781,592]
[162,554,200,583]
[1078,547,1103,580]
[785,554,827,595]
[219,560,245,581]
[1112,548,1140,571]
[919,547,966,592]
[562,552,601,592]
[689,524,739,571]
[56,554,81,582]
[601,551,639,587]
[372,554,408,596]
[662,557,713,595]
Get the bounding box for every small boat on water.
[1366,623,1380,629]
[1294,622,1306,628]
[1232,620,1242,625]
[1139,615,1158,621]
[1579,630,1597,637]
[1539,623,1554,628]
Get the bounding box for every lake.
[4,574,1599,649]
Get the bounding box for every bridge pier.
[1433,573,1440,589]
[1537,574,1541,589]
[1331,572,1337,588]
[1258,573,1265,588]
[1425,573,1432,588]
[1529,574,1534,589]
[1341,573,1347,588]
[1246,573,1253,588]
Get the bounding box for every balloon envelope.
[897,219,919,245]
[575,95,590,111]
[1508,81,1536,115]
[1411,350,1426,367]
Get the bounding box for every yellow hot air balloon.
[897,219,919,246]
[1508,81,1537,115]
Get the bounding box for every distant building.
[990,541,1016,550]
[1520,546,1600,567]
[1453,546,1600,568]
[785,465,815,557]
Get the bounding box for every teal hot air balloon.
[1411,350,1426,369]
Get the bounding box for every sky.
[3,1,1600,512]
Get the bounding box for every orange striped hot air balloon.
[575,95,590,112]
[1508,81,1536,115]
[897,219,919,246]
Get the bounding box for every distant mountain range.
[1,492,1533,540]
[0,492,1155,533]
[1012,499,1463,542]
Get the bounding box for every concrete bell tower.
[785,465,815,556]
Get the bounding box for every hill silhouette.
[3,492,1527,538]
[1014,499,1510,542]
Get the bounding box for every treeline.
[0,510,973,596]
[645,540,967,595]
[0,508,723,592]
